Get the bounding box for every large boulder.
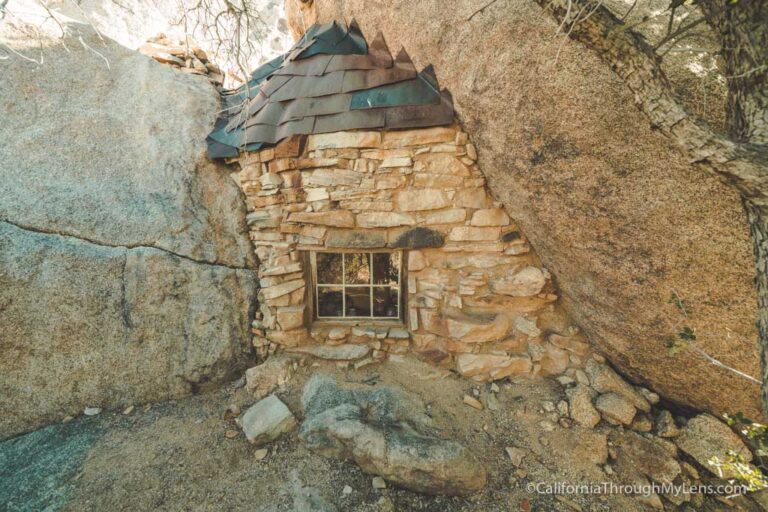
[295,0,761,418]
[0,24,257,437]
[299,375,487,496]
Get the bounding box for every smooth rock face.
[0,26,257,437]
[299,375,487,495]
[300,0,760,420]
[675,414,753,477]
[240,395,297,445]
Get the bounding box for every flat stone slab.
[287,344,371,360]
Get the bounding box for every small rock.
[594,393,636,425]
[472,388,480,397]
[556,376,575,386]
[225,429,240,439]
[557,400,569,417]
[245,355,296,399]
[377,496,395,512]
[342,485,353,496]
[574,370,589,385]
[541,401,556,413]
[484,391,500,411]
[232,376,246,389]
[585,359,650,412]
[122,405,134,415]
[637,386,660,405]
[84,407,101,416]
[328,327,348,340]
[254,448,269,460]
[515,468,528,478]
[463,395,484,410]
[505,446,527,466]
[539,420,556,432]
[566,384,600,429]
[239,395,297,446]
[490,382,500,393]
[603,464,614,475]
[372,476,387,490]
[629,413,653,433]
[223,404,241,419]
[655,410,680,438]
[62,416,74,423]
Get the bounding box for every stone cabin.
[207,21,591,381]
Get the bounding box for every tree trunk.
[745,202,768,416]
[701,0,768,417]
[699,1,768,145]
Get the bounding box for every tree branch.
[532,0,768,206]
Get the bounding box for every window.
[311,251,402,320]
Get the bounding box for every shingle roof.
[206,21,454,159]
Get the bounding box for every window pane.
[345,287,371,317]
[373,287,399,318]
[317,253,342,284]
[317,286,343,317]
[344,253,371,285]
[373,252,399,285]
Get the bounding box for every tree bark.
[699,0,768,145]
[531,0,768,416]
[530,0,768,204]
[745,201,768,415]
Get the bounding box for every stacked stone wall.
[236,124,591,380]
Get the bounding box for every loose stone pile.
[235,124,591,381]
[554,354,756,509]
[138,34,224,86]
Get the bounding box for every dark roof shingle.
[206,20,454,159]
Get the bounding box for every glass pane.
[345,287,371,317]
[373,287,399,318]
[317,286,343,317]
[344,253,371,285]
[317,253,342,284]
[373,252,399,285]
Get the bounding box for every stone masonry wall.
[235,123,591,381]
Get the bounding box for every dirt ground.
[0,356,756,511]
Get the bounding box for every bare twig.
[468,0,501,21]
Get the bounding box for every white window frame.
[309,250,403,321]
